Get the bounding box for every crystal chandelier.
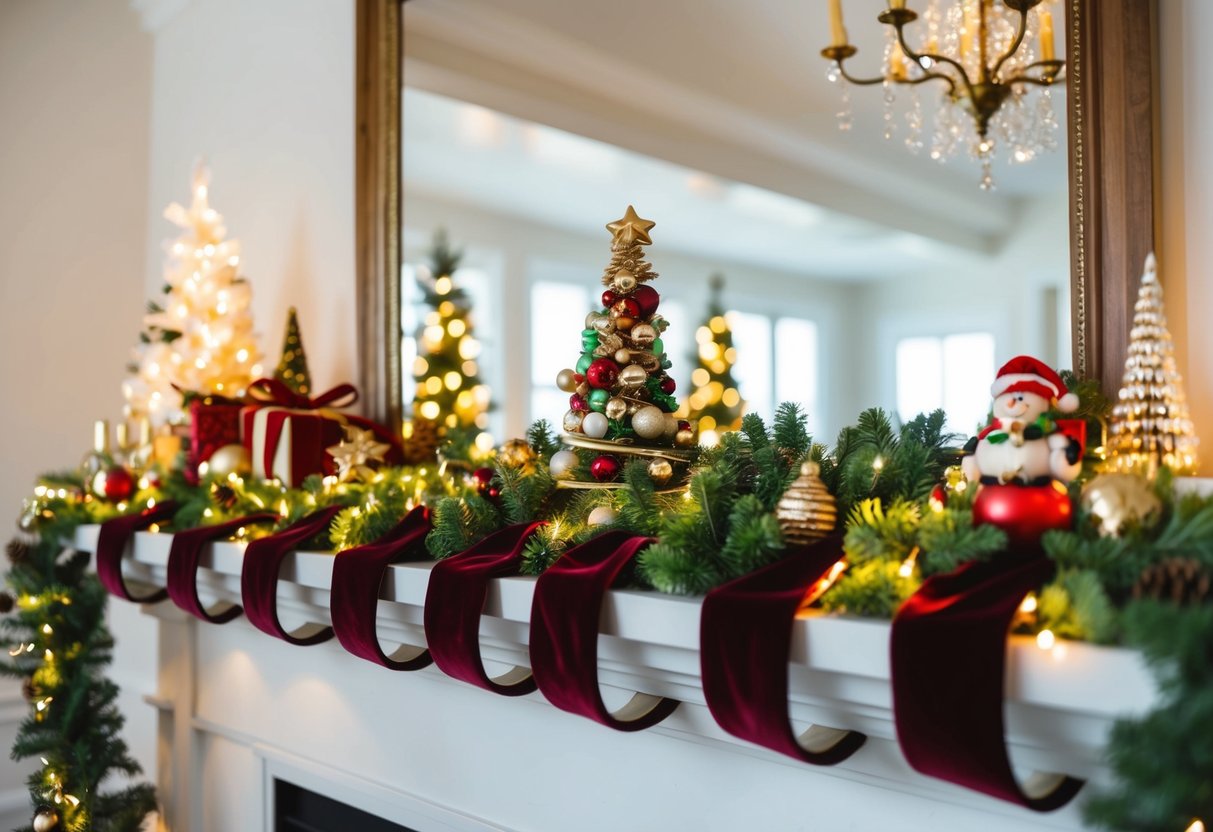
[821,0,1064,190]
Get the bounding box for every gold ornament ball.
[563,409,585,433]
[614,348,632,365]
[1080,472,1163,538]
[208,443,251,477]
[632,405,666,440]
[592,316,616,335]
[663,414,679,438]
[775,461,838,546]
[619,364,648,388]
[605,397,628,421]
[615,315,636,332]
[675,428,696,448]
[33,808,58,832]
[575,382,590,398]
[614,271,638,293]
[647,458,674,486]
[556,368,578,393]
[630,324,657,346]
[499,438,535,468]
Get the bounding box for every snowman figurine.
[961,356,1083,486]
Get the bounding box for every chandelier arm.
[1005,74,1064,88]
[990,6,1030,80]
[1004,59,1067,87]
[833,59,892,87]
[890,27,970,104]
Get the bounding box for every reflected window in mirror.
[896,333,996,435]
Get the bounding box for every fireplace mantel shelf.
[75,523,1157,829]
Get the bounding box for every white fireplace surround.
[76,524,1155,832]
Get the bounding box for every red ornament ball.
[585,358,620,390]
[659,376,676,394]
[590,455,622,482]
[631,285,660,317]
[472,467,496,495]
[677,420,692,433]
[601,289,617,308]
[569,394,589,412]
[972,482,1072,548]
[96,467,136,502]
[612,297,641,319]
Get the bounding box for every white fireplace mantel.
[76,524,1156,832]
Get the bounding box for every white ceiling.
[402,0,1070,278]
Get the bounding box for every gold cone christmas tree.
[686,274,745,446]
[274,307,312,396]
[1107,253,1199,475]
[547,207,693,489]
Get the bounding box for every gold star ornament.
[606,205,656,246]
[326,425,391,483]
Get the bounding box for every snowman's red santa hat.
[990,355,1079,413]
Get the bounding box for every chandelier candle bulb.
[1039,9,1055,62]
[829,0,847,46]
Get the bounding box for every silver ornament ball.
[549,449,579,480]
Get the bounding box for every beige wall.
[1160,0,1213,476]
[0,0,152,532]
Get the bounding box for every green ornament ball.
[576,353,594,374]
[588,389,610,412]
[652,338,664,356]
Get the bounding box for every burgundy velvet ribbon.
[166,514,277,623]
[240,506,345,645]
[700,535,866,765]
[95,502,179,602]
[891,550,1084,810]
[330,506,433,670]
[424,522,544,695]
[529,531,680,731]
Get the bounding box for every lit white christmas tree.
[123,163,263,425]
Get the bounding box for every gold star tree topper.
[326,425,391,483]
[606,205,656,246]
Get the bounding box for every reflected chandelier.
[820,0,1064,190]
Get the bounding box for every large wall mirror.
[359,0,1156,441]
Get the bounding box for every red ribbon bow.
[247,378,359,410]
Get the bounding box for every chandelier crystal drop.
[821,0,1064,190]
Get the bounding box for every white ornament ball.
[549,449,579,480]
[207,443,251,477]
[587,505,618,527]
[632,405,666,440]
[563,409,585,433]
[582,412,609,439]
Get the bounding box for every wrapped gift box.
[240,380,403,487]
[187,397,244,484]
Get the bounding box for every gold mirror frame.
[358,0,1158,426]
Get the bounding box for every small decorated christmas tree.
[273,307,312,396]
[1107,253,1199,475]
[412,231,491,436]
[123,163,262,425]
[686,274,745,446]
[548,207,693,488]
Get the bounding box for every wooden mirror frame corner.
[357,0,1158,425]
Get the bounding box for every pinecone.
[0,593,13,614]
[5,538,30,566]
[402,417,441,465]
[21,677,37,703]
[210,483,239,511]
[1132,557,1212,606]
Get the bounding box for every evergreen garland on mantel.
[7,395,1213,830]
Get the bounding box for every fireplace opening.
[274,779,416,832]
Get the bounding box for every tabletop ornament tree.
[685,274,745,447]
[547,207,695,490]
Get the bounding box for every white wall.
[0,1,153,824]
[143,0,358,391]
[1160,0,1213,476]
